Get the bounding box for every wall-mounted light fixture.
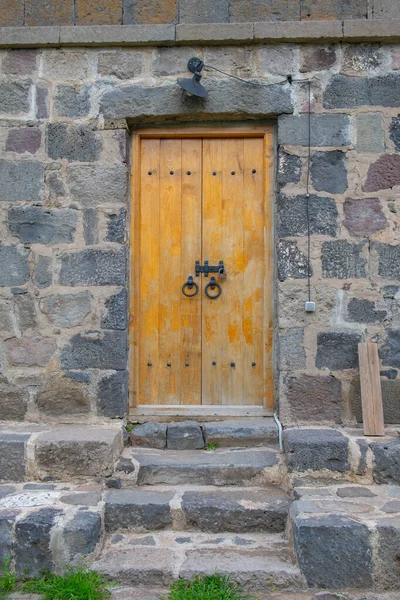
[177,57,208,98]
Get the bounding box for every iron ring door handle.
[182,275,199,297]
[204,276,222,299]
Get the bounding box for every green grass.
[0,558,17,599]
[162,574,254,600]
[205,442,218,451]
[22,567,112,600]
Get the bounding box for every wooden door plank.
[138,138,160,404]
[202,138,223,405]
[180,139,202,405]
[220,138,245,405]
[263,133,274,411]
[358,342,385,436]
[243,138,265,406]
[158,139,183,404]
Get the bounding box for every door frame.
[129,124,275,420]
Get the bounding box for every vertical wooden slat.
[243,138,265,406]
[220,138,245,405]
[138,138,160,404]
[180,139,202,405]
[158,139,182,404]
[202,138,223,405]
[358,342,385,436]
[263,133,274,411]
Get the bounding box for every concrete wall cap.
[59,24,176,46]
[343,18,400,41]
[0,26,60,47]
[176,22,253,44]
[254,20,343,42]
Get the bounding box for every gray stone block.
[14,293,36,331]
[182,489,290,533]
[39,293,91,328]
[5,127,41,154]
[278,194,338,238]
[100,79,292,121]
[284,428,350,472]
[83,208,99,246]
[54,84,90,118]
[47,124,101,162]
[279,114,350,147]
[310,151,347,194]
[343,43,384,73]
[371,440,400,484]
[0,159,43,202]
[60,331,127,370]
[60,492,101,506]
[277,148,301,189]
[390,116,400,151]
[98,52,145,79]
[316,331,361,371]
[279,328,306,371]
[284,375,342,424]
[36,84,49,119]
[278,240,310,281]
[202,419,277,448]
[293,514,373,587]
[380,329,400,369]
[2,49,38,75]
[33,255,52,289]
[35,427,122,478]
[97,370,128,418]
[336,486,376,498]
[0,79,31,115]
[135,448,279,486]
[0,379,28,421]
[343,197,387,237]
[104,490,173,532]
[180,0,229,22]
[167,421,204,450]
[300,45,337,72]
[36,374,89,417]
[0,511,16,564]
[324,74,400,108]
[5,336,56,367]
[0,246,30,287]
[47,171,66,201]
[63,511,101,559]
[321,240,367,279]
[106,208,126,243]
[130,422,167,449]
[101,288,128,330]
[347,298,386,323]
[8,206,78,244]
[376,518,400,587]
[355,112,385,153]
[375,243,400,281]
[66,164,127,206]
[15,508,60,577]
[59,248,126,286]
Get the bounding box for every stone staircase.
[1,419,400,595]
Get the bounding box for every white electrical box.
[305,301,316,312]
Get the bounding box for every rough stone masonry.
[0,23,399,426]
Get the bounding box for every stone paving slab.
[131,447,281,486]
[202,418,278,448]
[93,531,304,591]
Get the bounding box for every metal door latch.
[195,260,225,278]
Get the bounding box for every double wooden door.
[131,130,273,410]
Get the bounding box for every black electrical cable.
[203,64,311,87]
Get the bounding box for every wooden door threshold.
[129,405,273,423]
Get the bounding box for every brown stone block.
[25,0,74,25]
[285,374,343,424]
[0,0,24,26]
[123,0,178,24]
[75,0,122,25]
[230,0,300,21]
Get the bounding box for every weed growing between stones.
[162,574,256,599]
[0,558,17,599]
[206,442,218,451]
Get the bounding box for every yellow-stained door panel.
[136,134,271,408]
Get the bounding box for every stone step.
[130,418,278,450]
[104,485,291,533]
[120,446,282,486]
[93,531,305,591]
[0,424,123,482]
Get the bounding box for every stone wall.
[0,41,399,425]
[0,0,398,26]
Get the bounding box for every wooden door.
[131,129,273,411]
